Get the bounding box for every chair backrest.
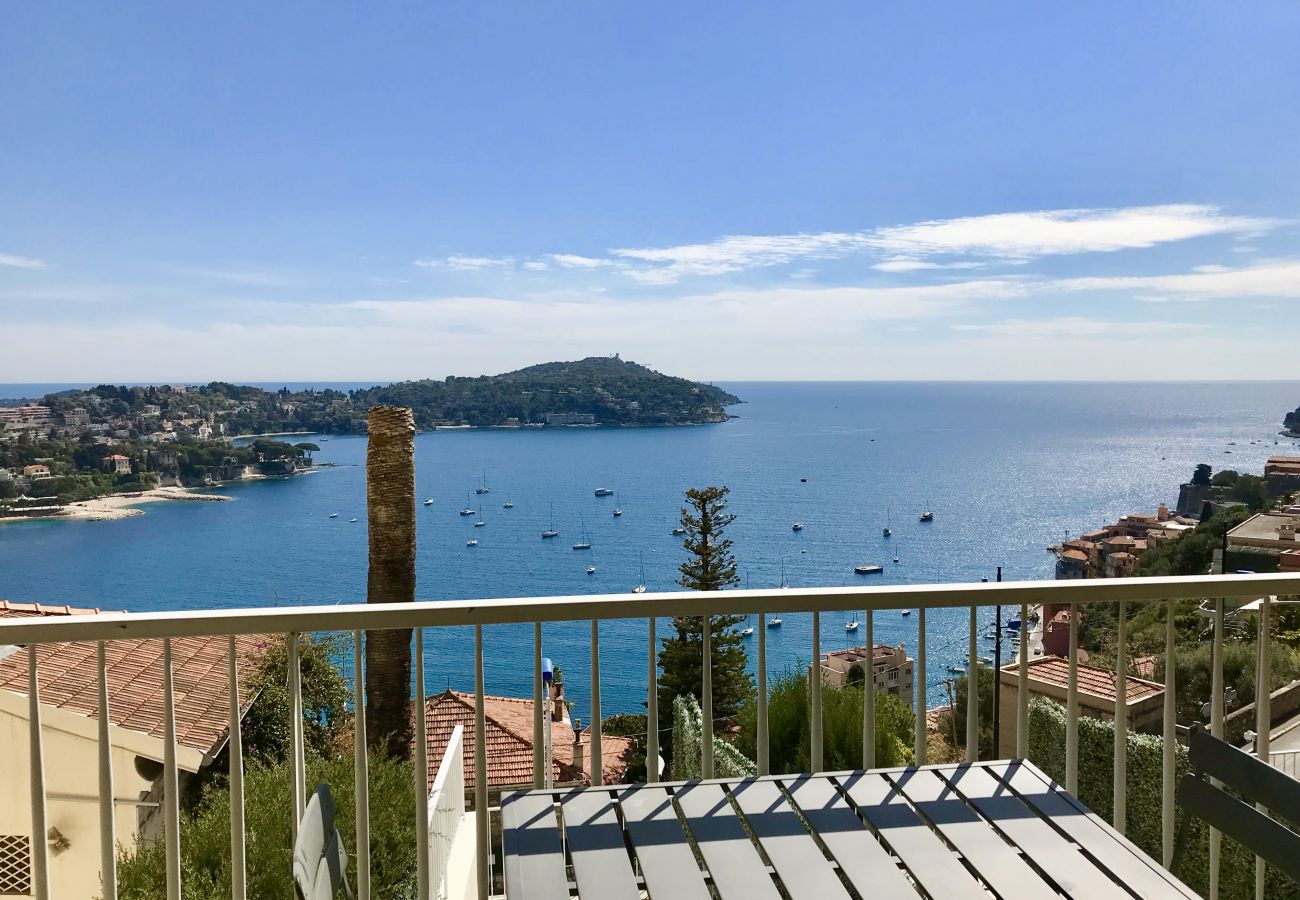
[293,783,355,900]
[1175,725,1300,884]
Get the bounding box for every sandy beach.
[1,487,232,524]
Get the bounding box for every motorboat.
[854,564,884,574]
[845,621,860,632]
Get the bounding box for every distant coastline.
[0,486,231,525]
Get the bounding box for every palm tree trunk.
[365,406,416,759]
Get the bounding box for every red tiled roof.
[0,600,117,618]
[1004,656,1162,703]
[0,605,268,756]
[417,690,632,791]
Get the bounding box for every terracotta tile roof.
[0,606,268,757]
[1060,549,1089,562]
[418,690,632,791]
[0,600,119,618]
[1004,656,1162,703]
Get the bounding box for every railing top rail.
[1,572,1297,644]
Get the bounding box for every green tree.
[950,665,997,760]
[656,486,751,759]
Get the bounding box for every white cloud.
[413,255,515,271]
[952,317,1203,338]
[872,259,988,272]
[549,254,612,269]
[865,204,1273,261]
[0,253,47,270]
[1056,260,1300,300]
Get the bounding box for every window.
[0,834,31,895]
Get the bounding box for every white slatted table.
[501,759,1197,899]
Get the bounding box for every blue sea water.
[2,381,1298,717]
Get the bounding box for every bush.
[735,670,914,774]
[1026,698,1289,899]
[117,753,417,899]
[672,694,756,780]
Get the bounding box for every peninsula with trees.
[0,357,738,512]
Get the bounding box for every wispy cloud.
[953,317,1204,338]
[415,204,1281,285]
[1055,260,1300,300]
[0,252,47,270]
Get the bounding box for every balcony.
[2,571,1298,899]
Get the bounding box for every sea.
[2,381,1298,717]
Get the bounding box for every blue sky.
[2,2,1299,381]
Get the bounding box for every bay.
[2,381,1298,717]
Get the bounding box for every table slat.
[728,779,852,900]
[560,790,641,900]
[837,771,988,900]
[938,765,1132,899]
[783,775,922,898]
[674,782,783,900]
[618,786,712,900]
[501,792,569,900]
[987,761,1198,900]
[888,768,1060,900]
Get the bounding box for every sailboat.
[423,498,434,506]
[672,525,686,535]
[541,502,559,539]
[854,564,884,574]
[883,507,892,537]
[503,500,514,509]
[466,537,477,547]
[845,618,860,632]
[572,519,592,550]
[474,471,490,495]
[460,493,475,516]
[919,504,934,522]
[586,566,597,575]
[741,615,754,637]
[779,558,790,589]
[612,492,622,517]
[632,553,647,593]
[474,508,485,527]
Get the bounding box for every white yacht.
[792,522,803,531]
[466,538,477,547]
[542,503,559,539]
[329,513,338,519]
[423,498,433,506]
[854,564,883,574]
[572,519,592,550]
[586,566,596,575]
[845,620,860,632]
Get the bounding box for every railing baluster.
[414,629,430,900]
[757,612,769,776]
[915,607,926,765]
[591,620,604,786]
[28,646,50,900]
[1162,598,1176,869]
[811,610,823,773]
[533,622,544,788]
[863,610,875,769]
[647,616,659,783]
[1113,600,1127,835]
[701,614,712,779]
[353,631,371,899]
[1066,603,1079,795]
[98,641,117,900]
[1209,597,1224,899]
[1016,601,1029,759]
[163,638,181,900]
[227,638,246,900]
[1256,596,1273,900]
[474,624,488,900]
[288,632,306,830]
[967,603,978,763]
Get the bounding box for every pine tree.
[657,486,752,763]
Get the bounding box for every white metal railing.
[428,724,466,900]
[2,572,1299,900]
[1272,749,1300,779]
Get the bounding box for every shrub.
[117,753,417,899]
[672,694,756,780]
[1026,698,1289,899]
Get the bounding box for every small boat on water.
[947,664,965,674]
[329,513,339,519]
[892,555,900,563]
[572,519,592,550]
[423,498,433,506]
[632,584,646,594]
[586,566,596,575]
[672,526,686,535]
[633,553,647,594]
[883,507,892,537]
[466,538,477,547]
[845,620,860,632]
[474,471,491,494]
[542,503,559,539]
[460,493,475,516]
[349,518,358,523]
[901,609,912,616]
[854,564,883,574]
[741,626,754,637]
[503,500,514,509]
[919,510,934,522]
[767,616,783,627]
[792,522,804,531]
[800,476,807,482]
[594,487,614,497]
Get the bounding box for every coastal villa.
[101,455,132,475]
[1053,502,1195,580]
[20,464,52,480]
[816,643,915,707]
[0,602,266,899]
[1226,511,1300,572]
[996,656,1165,757]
